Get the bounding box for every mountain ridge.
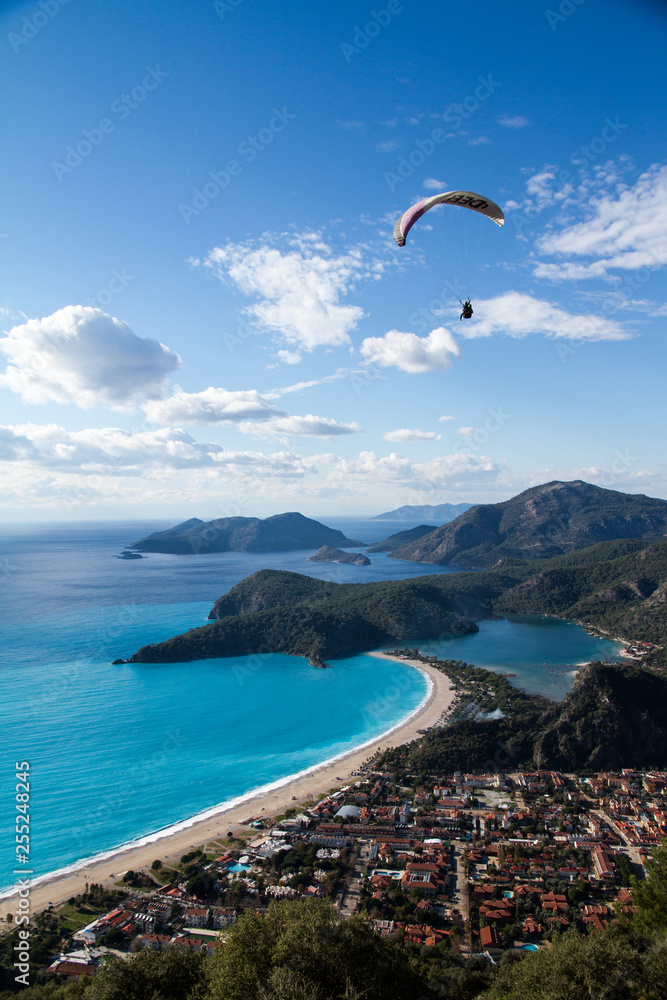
[390,480,667,567]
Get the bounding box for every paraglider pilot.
[460,299,473,321]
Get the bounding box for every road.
[339,842,368,917]
[593,809,646,877]
[450,841,471,956]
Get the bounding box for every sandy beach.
[0,654,455,920]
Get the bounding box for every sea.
[0,518,625,894]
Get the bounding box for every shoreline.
[0,654,455,920]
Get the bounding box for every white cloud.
[535,163,667,279]
[199,237,366,353]
[457,426,475,438]
[239,415,362,439]
[526,170,557,203]
[142,386,361,439]
[423,178,447,190]
[319,450,503,495]
[0,306,181,409]
[271,370,351,397]
[276,349,302,365]
[438,415,455,422]
[459,292,629,341]
[360,327,460,373]
[468,135,491,146]
[383,429,441,442]
[376,140,399,152]
[503,165,573,222]
[0,423,223,472]
[498,114,528,128]
[143,386,283,426]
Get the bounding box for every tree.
[632,838,667,937]
[186,872,213,899]
[86,947,204,1000]
[205,898,425,1000]
[485,926,645,1000]
[151,859,162,871]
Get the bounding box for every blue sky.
[1,0,666,520]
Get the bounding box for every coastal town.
[4,757,665,983]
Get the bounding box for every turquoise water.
[404,615,625,701]
[0,598,426,894]
[0,520,624,893]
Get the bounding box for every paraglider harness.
[459,299,473,321]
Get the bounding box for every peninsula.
[122,536,667,667]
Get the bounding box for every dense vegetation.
[127,569,493,662]
[125,538,667,667]
[4,846,667,999]
[379,654,667,773]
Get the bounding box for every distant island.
[128,512,364,555]
[390,479,667,567]
[116,550,144,560]
[372,501,475,522]
[307,545,370,566]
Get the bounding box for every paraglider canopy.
[393,189,504,246]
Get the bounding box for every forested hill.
[391,480,667,567]
[123,539,667,665]
[126,570,486,663]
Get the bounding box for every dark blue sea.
[0,518,624,893]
